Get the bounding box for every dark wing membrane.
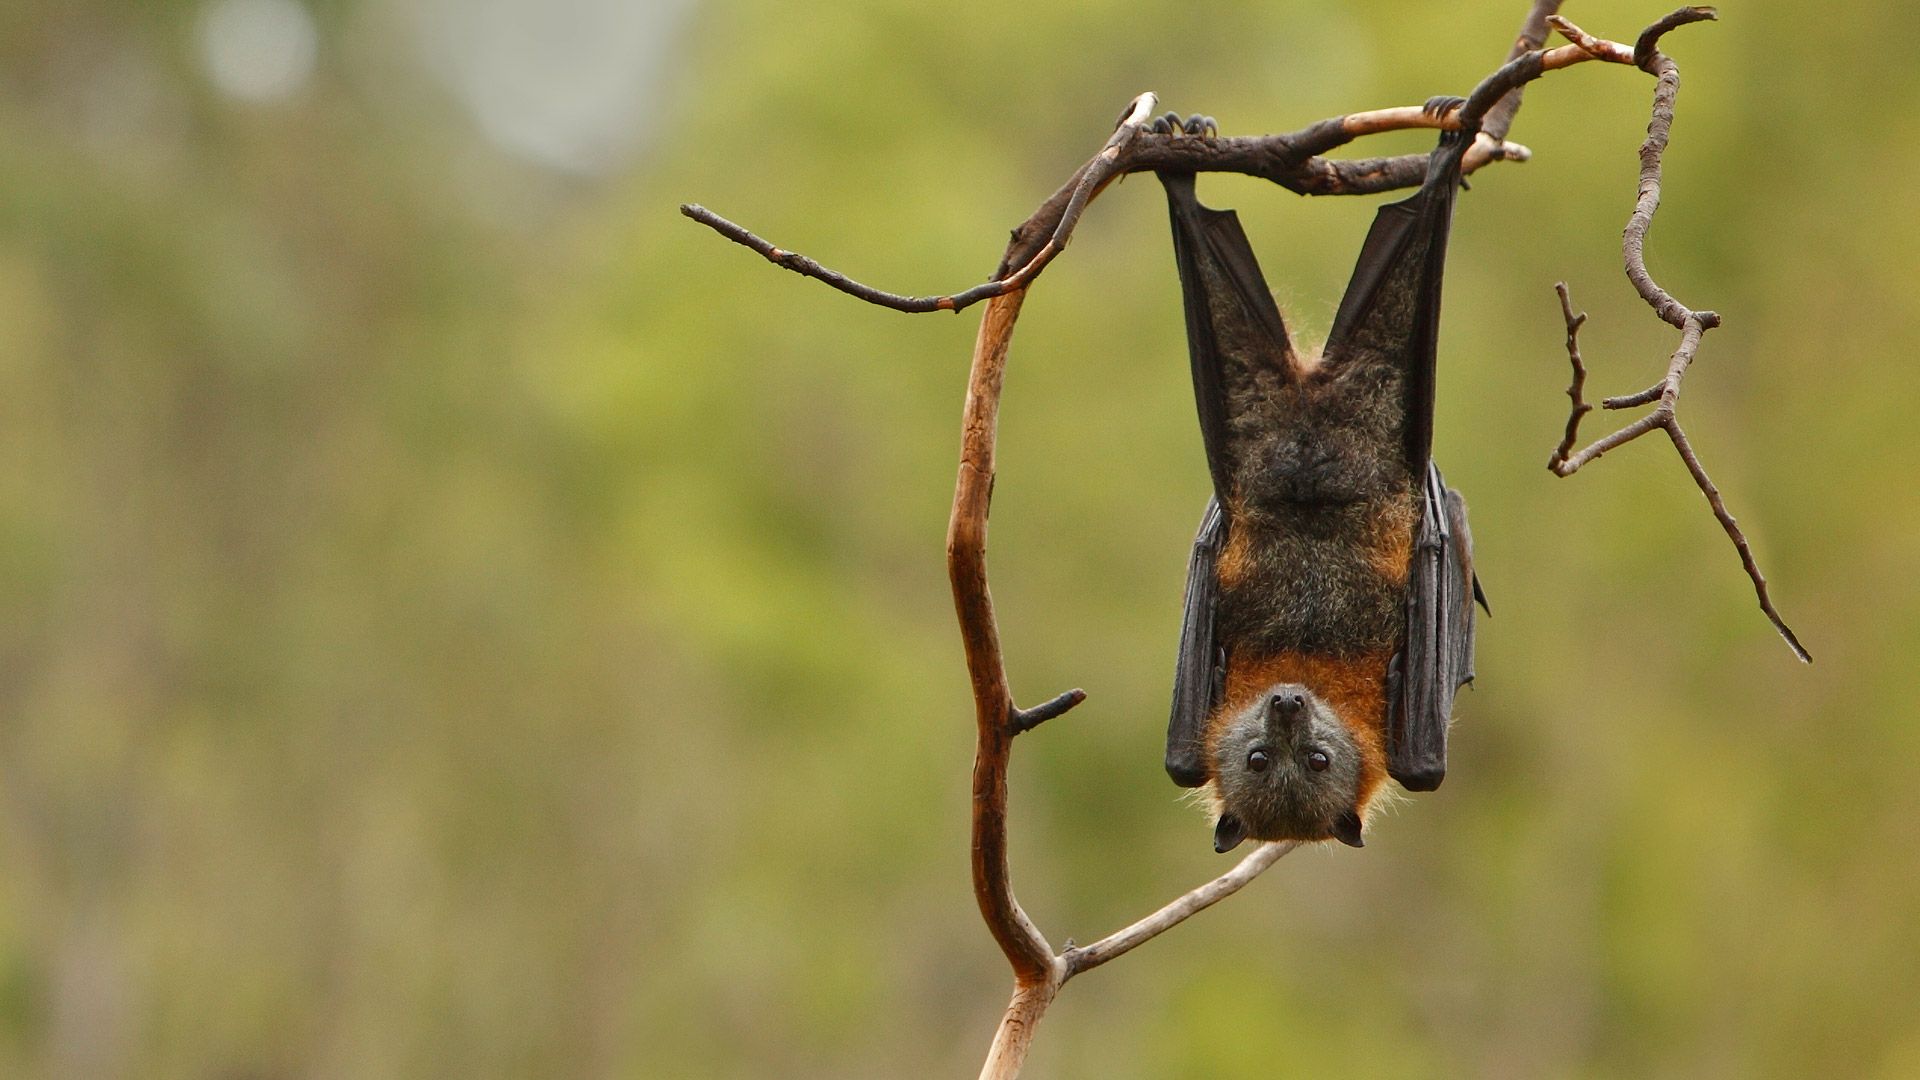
[1387,462,1479,792]
[1158,171,1299,502]
[1167,497,1227,787]
[1321,132,1468,472]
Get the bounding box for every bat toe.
[1150,112,1219,138]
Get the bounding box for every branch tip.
[1013,689,1087,734]
[1636,7,1719,70]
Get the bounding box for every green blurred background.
[3,0,1915,1077]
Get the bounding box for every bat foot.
[1422,95,1466,119]
[1151,111,1218,138]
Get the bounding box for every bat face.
[1208,684,1365,852]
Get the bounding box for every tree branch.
[1061,841,1298,979]
[1544,8,1809,662]
[948,289,1058,987]
[681,0,1642,315]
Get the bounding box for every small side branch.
[1545,9,1809,662]
[1062,842,1298,979]
[679,204,993,313]
[1550,283,1593,468]
[1013,689,1087,734]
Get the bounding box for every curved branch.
[1545,9,1808,662]
[948,289,1057,984]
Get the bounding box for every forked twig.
[1551,283,1594,467]
[1545,8,1809,662]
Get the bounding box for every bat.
[1156,109,1485,853]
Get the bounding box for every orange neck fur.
[1211,650,1393,815]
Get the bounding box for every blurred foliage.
[2,0,1917,1077]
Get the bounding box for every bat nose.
[1267,692,1305,720]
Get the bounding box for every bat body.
[1158,122,1482,853]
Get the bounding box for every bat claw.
[1150,112,1219,138]
[1422,95,1466,119]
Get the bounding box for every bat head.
[1209,684,1365,853]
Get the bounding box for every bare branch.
[1549,282,1593,469]
[1544,10,1809,662]
[679,203,995,313]
[948,289,1057,987]
[1548,15,1638,64]
[1013,688,1087,734]
[1062,842,1299,979]
[684,7,1650,314]
[978,982,1059,1080]
[1481,0,1565,142]
[1636,5,1720,70]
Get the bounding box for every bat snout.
[1267,691,1305,720]
[1262,684,1316,735]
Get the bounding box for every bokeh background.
[3,0,1916,1077]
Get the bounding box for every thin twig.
[1550,282,1593,468]
[684,4,1637,316]
[680,204,989,313]
[1062,842,1298,978]
[1013,689,1087,734]
[1547,14,1638,64]
[1544,9,1809,662]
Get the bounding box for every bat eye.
[1246,748,1271,773]
[1306,750,1331,772]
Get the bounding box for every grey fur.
[1209,685,1363,846]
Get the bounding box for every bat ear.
[1213,814,1248,853]
[1330,811,1365,848]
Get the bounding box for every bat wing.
[1157,170,1297,788]
[1166,497,1226,787]
[1158,170,1300,500]
[1321,131,1478,790]
[1388,461,1482,791]
[1322,130,1468,470]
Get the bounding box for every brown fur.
[1207,650,1394,817]
[1215,501,1255,589]
[1366,494,1419,586]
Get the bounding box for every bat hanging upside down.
[1155,104,1486,854]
